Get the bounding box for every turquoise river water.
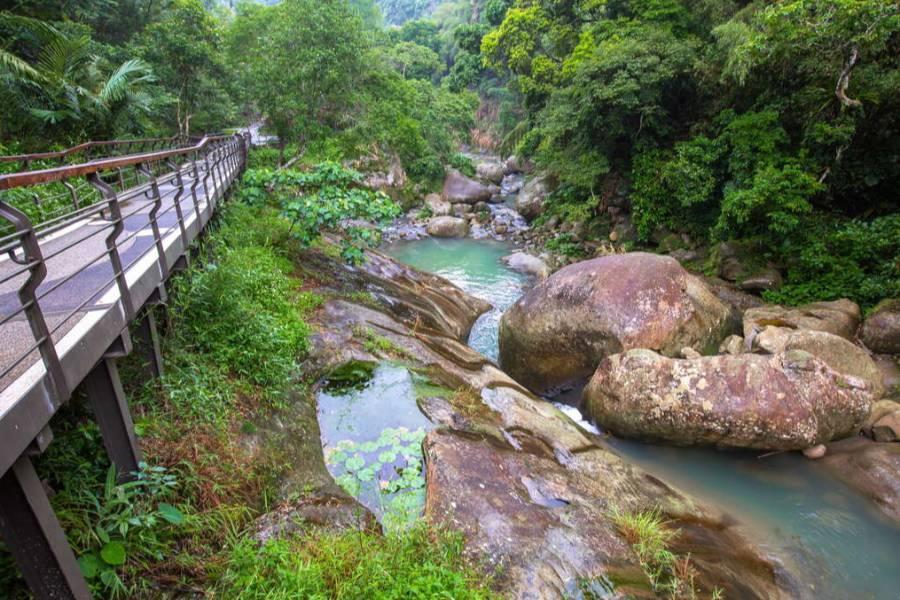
[383,236,900,600]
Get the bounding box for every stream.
[381,236,900,599]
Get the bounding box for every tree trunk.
[835,45,862,109]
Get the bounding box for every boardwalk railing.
[0,133,249,600]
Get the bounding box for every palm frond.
[36,34,91,80]
[0,47,44,83]
[99,59,154,104]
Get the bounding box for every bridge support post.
[134,291,166,382]
[0,456,91,600]
[85,356,142,481]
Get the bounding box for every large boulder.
[442,169,498,204]
[426,216,469,238]
[475,160,504,184]
[499,253,734,394]
[753,328,885,398]
[861,299,900,354]
[744,299,861,341]
[584,349,876,451]
[515,174,554,220]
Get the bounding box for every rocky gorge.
[256,152,900,599]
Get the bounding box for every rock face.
[744,299,861,341]
[821,438,900,528]
[753,328,885,398]
[295,244,798,599]
[861,299,900,354]
[504,154,534,175]
[584,349,876,450]
[427,216,469,238]
[499,253,734,395]
[502,252,550,279]
[425,192,451,216]
[515,174,553,220]
[442,169,499,204]
[475,161,504,184]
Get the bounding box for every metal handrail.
[0,132,249,399]
[0,135,200,167]
[0,135,234,190]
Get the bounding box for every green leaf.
[345,455,365,471]
[100,541,127,566]
[78,554,101,579]
[158,502,184,525]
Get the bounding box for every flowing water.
[383,236,900,600]
[386,237,528,361]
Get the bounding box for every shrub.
[215,524,497,599]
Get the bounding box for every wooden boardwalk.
[0,134,248,599]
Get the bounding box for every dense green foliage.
[482,0,899,306]
[1,0,478,189]
[217,523,496,599]
[239,162,402,262]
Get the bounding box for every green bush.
[763,214,900,309]
[239,162,402,263]
[449,152,476,177]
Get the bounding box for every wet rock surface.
[861,299,900,354]
[584,349,876,451]
[821,438,900,528]
[427,216,469,238]
[752,328,885,398]
[516,174,554,220]
[289,243,795,599]
[442,168,499,204]
[744,299,861,342]
[499,253,734,395]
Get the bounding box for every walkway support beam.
[0,456,92,600]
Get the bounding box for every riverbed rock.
[740,267,783,292]
[504,154,534,175]
[515,174,554,220]
[861,299,900,354]
[294,243,800,599]
[864,400,900,436]
[499,253,734,395]
[704,277,766,313]
[427,216,469,238]
[425,193,451,216]
[820,438,900,528]
[719,335,746,355]
[476,161,504,184]
[299,238,490,342]
[584,349,876,451]
[442,168,499,204]
[752,328,884,398]
[501,252,550,279]
[744,299,861,342]
[873,413,900,442]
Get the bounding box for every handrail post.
[165,159,188,241]
[0,201,70,402]
[189,155,203,225]
[88,173,136,321]
[135,162,169,280]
